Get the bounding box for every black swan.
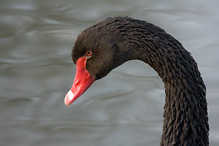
[65,17,209,145]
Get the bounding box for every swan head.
[65,17,131,105]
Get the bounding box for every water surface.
[0,0,219,145]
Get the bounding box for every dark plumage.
[69,17,209,145]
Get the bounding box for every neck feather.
[127,29,209,145]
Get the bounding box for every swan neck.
[128,34,209,145]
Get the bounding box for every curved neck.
[127,31,209,145]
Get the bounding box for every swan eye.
[85,51,92,57]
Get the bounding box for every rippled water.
[1,0,219,146]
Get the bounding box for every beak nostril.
[75,79,80,85]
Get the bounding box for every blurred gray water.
[0,0,219,146]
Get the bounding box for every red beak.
[64,57,95,106]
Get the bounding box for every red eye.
[85,51,92,57]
